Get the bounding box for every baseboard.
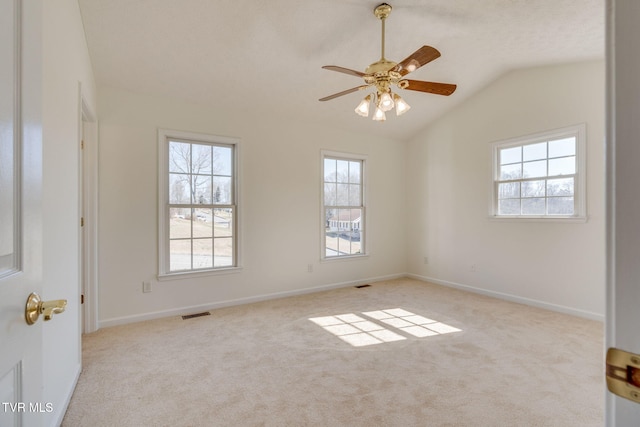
[99,273,405,328]
[50,362,81,427]
[99,272,603,328]
[407,273,604,322]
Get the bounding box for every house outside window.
[158,129,240,277]
[490,124,586,220]
[322,151,367,259]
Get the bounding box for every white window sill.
[158,266,243,281]
[488,215,588,223]
[321,254,369,263]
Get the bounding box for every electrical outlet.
[470,264,477,272]
[307,264,313,273]
[423,257,429,265]
[143,281,152,293]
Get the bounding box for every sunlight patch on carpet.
[309,308,462,347]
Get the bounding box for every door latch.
[606,348,640,403]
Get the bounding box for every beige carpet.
[62,278,603,426]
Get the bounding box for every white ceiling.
[78,0,604,141]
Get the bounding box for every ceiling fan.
[319,3,457,121]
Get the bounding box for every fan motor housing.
[365,59,397,75]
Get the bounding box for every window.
[491,124,586,219]
[322,152,366,258]
[158,129,239,277]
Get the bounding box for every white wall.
[406,60,605,319]
[97,87,407,325]
[42,0,97,424]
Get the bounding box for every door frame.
[605,0,640,425]
[79,83,99,334]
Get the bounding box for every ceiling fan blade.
[404,80,457,96]
[319,85,370,101]
[393,46,441,76]
[322,65,366,78]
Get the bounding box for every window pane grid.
[494,131,580,218]
[496,176,576,216]
[323,155,365,258]
[497,197,576,216]
[168,206,235,272]
[166,137,236,272]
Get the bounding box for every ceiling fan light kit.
[372,106,387,121]
[354,94,372,117]
[393,93,411,115]
[320,3,457,121]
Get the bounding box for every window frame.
[321,150,368,261]
[158,129,241,280]
[489,124,587,221]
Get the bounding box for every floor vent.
[355,284,371,288]
[182,312,211,320]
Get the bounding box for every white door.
[0,0,52,426]
[605,0,640,425]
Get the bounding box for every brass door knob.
[25,293,67,325]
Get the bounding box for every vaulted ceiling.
[78,0,604,141]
